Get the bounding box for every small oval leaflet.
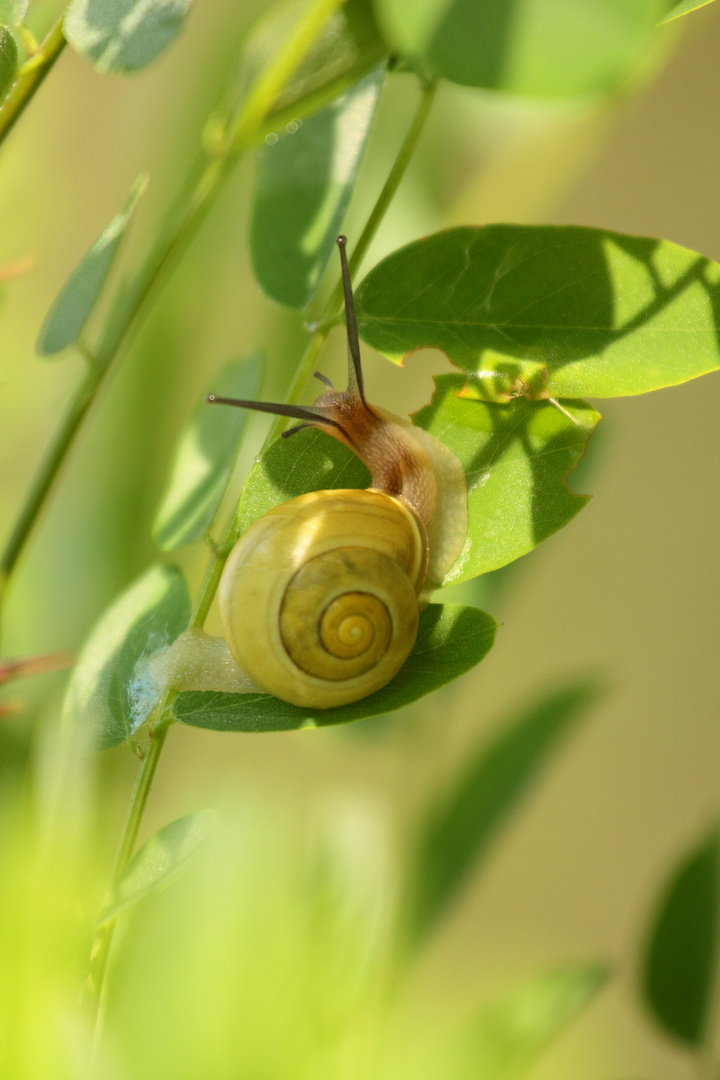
[0,1,28,24]
[37,173,147,356]
[64,0,195,75]
[250,63,385,309]
[98,810,216,925]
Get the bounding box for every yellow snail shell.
[153,236,467,710]
[219,489,424,708]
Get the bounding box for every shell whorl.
[219,489,425,709]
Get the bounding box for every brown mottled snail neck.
[150,236,467,710]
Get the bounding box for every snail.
[152,237,467,709]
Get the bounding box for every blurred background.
[1,0,719,1075]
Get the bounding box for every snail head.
[207,236,379,455]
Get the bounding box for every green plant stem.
[85,720,170,1007]
[0,364,96,612]
[323,77,438,320]
[0,13,67,148]
[266,77,438,447]
[83,64,437,1031]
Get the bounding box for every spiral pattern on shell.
[219,489,426,709]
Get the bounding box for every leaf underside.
[373,0,664,97]
[64,0,195,74]
[172,603,497,732]
[62,564,191,750]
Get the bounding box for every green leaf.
[355,225,720,399]
[152,354,264,550]
[444,965,608,1080]
[235,425,369,535]
[37,174,147,356]
[407,682,600,942]
[0,1,28,24]
[0,24,17,95]
[64,0,194,74]
[642,829,720,1046]
[173,603,496,732]
[250,62,384,309]
[62,564,191,750]
[98,810,216,925]
[415,377,599,584]
[661,0,715,21]
[373,0,664,98]
[229,0,386,134]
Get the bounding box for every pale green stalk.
[231,0,344,147]
[84,78,438,1031]
[84,720,170,1010]
[0,11,67,147]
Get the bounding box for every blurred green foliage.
[0,713,607,1078]
[1,0,720,1075]
[642,828,720,1047]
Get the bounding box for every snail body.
[157,237,467,710]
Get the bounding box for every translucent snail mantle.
[152,237,467,709]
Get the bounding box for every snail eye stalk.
[335,234,366,403]
[207,236,367,434]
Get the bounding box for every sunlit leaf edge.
[660,0,716,23]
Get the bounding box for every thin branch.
[0,13,67,148]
